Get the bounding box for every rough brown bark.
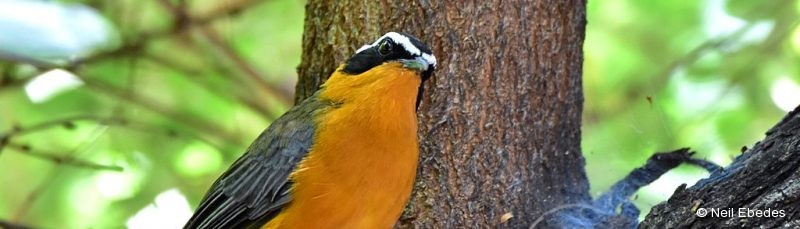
[639,106,800,228]
[295,0,590,228]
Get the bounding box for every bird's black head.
[342,32,437,81]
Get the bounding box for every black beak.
[415,67,434,110]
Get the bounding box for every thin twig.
[0,115,120,160]
[193,0,259,25]
[140,53,275,118]
[0,117,121,167]
[96,0,287,120]
[0,1,276,224]
[154,0,188,26]
[0,136,7,156]
[153,0,290,111]
[621,0,795,112]
[197,26,292,105]
[0,114,226,153]
[12,169,58,222]
[13,123,111,221]
[80,77,245,145]
[1,115,119,137]
[6,142,123,171]
[0,219,36,229]
[71,0,267,68]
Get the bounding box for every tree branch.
[72,0,270,67]
[140,52,277,119]
[79,77,246,146]
[5,142,123,171]
[640,105,800,228]
[0,115,118,137]
[0,219,36,229]
[153,0,292,107]
[196,26,293,105]
[554,149,720,228]
[0,114,228,166]
[73,0,289,120]
[0,116,120,171]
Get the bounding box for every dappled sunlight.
[791,25,800,53]
[93,163,141,200]
[23,69,83,103]
[704,0,746,37]
[66,178,108,229]
[583,0,797,221]
[175,142,224,177]
[670,68,735,116]
[770,77,800,112]
[126,188,193,229]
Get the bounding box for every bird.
[184,32,437,229]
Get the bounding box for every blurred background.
[0,0,797,228]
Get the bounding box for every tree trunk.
[295,0,590,228]
[639,106,800,228]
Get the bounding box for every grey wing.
[184,96,327,229]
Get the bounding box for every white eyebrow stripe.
[356,32,437,66]
[358,32,422,55]
[380,32,421,55]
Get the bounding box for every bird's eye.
[378,41,391,55]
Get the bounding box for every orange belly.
[263,64,421,229]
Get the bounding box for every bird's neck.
[320,64,422,123]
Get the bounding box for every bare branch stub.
[640,105,800,228]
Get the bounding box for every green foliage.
[0,0,304,228]
[0,0,798,227]
[583,0,800,219]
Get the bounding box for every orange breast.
[263,63,422,229]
